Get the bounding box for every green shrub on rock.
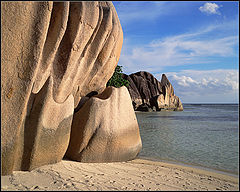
[107,65,129,88]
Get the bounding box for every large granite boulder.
[65,86,142,162]
[1,1,123,175]
[122,71,162,109]
[122,72,183,111]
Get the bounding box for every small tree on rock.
[107,65,129,88]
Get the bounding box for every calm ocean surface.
[136,104,239,175]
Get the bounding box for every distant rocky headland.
[122,71,183,112]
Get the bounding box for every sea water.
[136,104,239,175]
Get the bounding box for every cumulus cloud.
[163,69,239,103]
[167,69,239,91]
[199,3,221,15]
[169,75,198,87]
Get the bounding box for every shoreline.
[1,157,239,191]
[138,155,239,178]
[134,158,239,184]
[135,103,239,177]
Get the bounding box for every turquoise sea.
[136,104,239,176]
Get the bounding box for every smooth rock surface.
[1,1,123,175]
[65,86,142,162]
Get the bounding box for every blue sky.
[112,1,239,103]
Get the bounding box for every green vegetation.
[107,65,129,88]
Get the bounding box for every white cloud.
[150,35,237,57]
[169,74,199,87]
[199,3,221,15]
[163,69,239,103]
[118,22,238,74]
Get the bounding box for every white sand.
[1,158,239,191]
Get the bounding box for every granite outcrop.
[65,86,142,162]
[1,1,142,176]
[122,71,183,111]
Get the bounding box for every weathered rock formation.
[65,86,142,162]
[122,71,183,111]
[158,74,183,111]
[1,1,140,176]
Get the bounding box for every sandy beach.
[1,158,238,191]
